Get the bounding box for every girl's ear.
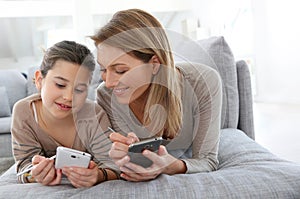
[34,70,43,91]
[150,55,161,75]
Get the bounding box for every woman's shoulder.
[177,62,219,78]
[176,62,221,86]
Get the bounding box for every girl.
[11,41,118,187]
[91,9,222,182]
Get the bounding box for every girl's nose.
[63,88,73,101]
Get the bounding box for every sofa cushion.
[26,66,38,96]
[0,70,27,111]
[1,129,300,198]
[0,117,11,134]
[170,35,239,129]
[0,87,11,117]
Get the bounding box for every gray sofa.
[0,36,300,198]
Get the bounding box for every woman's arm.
[182,68,222,173]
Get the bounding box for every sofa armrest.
[236,60,255,140]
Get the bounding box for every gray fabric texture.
[0,86,11,117]
[171,36,239,129]
[236,60,255,139]
[0,117,11,134]
[1,129,300,198]
[0,133,12,157]
[0,70,27,111]
[26,66,38,96]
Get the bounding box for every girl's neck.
[36,100,76,147]
[42,106,72,126]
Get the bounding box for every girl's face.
[35,60,90,119]
[97,44,160,104]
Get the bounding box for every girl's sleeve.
[76,103,119,172]
[182,68,222,173]
[11,101,43,183]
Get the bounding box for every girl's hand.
[120,145,187,182]
[62,161,100,188]
[31,155,62,185]
[108,132,139,167]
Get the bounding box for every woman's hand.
[62,161,100,188]
[120,145,187,182]
[31,155,62,185]
[108,132,139,167]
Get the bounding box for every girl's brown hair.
[40,40,95,79]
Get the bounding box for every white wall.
[253,0,300,104]
[0,0,193,72]
[2,0,300,104]
[192,0,300,104]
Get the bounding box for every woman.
[11,41,119,187]
[91,9,222,182]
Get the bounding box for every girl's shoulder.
[12,93,41,115]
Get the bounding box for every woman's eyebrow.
[98,61,126,69]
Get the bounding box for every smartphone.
[128,137,163,168]
[55,146,91,169]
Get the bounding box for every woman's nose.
[103,71,118,88]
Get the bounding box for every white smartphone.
[128,137,163,168]
[55,146,91,169]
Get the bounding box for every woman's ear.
[150,55,161,75]
[34,70,43,91]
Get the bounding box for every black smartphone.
[128,137,163,168]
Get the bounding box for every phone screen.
[128,137,163,168]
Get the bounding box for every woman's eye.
[100,68,107,73]
[115,70,127,74]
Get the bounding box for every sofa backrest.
[0,70,27,113]
[170,36,239,130]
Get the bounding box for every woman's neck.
[129,87,150,123]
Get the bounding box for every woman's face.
[97,44,159,104]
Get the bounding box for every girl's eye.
[56,83,65,88]
[74,86,87,94]
[74,89,84,94]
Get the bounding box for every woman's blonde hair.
[91,9,182,139]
